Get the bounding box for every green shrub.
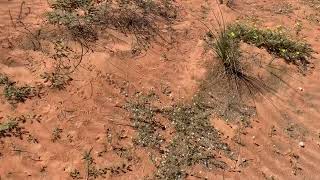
[0,73,37,104]
[227,24,313,66]
[4,84,37,103]
[0,116,27,139]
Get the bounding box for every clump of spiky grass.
[205,28,243,78]
[227,24,313,67]
[203,23,263,97]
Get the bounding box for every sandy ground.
[0,0,320,179]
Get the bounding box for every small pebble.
[298,87,304,92]
[299,141,305,148]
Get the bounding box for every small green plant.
[70,169,82,179]
[41,72,72,90]
[69,169,82,179]
[72,148,134,179]
[0,73,37,104]
[82,148,106,179]
[227,24,313,67]
[39,39,75,90]
[0,116,27,139]
[0,74,11,85]
[27,134,39,144]
[51,127,63,142]
[4,84,37,103]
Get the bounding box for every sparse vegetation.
[70,148,134,179]
[124,14,314,178]
[155,103,232,179]
[125,92,234,179]
[304,0,320,10]
[51,127,63,142]
[4,84,37,104]
[2,0,320,179]
[227,24,313,67]
[273,2,294,14]
[0,73,37,104]
[41,72,72,90]
[0,74,11,85]
[125,92,165,149]
[0,116,27,139]
[47,0,177,51]
[70,169,81,179]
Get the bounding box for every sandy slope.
[0,0,320,179]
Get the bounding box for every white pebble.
[299,141,305,148]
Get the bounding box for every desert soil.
[1,0,320,180]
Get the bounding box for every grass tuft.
[47,0,177,51]
[205,29,243,78]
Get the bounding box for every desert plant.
[41,72,72,90]
[227,24,313,67]
[4,84,37,103]
[205,28,243,78]
[124,92,165,149]
[0,74,11,85]
[46,0,177,51]
[51,127,63,142]
[70,169,82,179]
[0,73,38,104]
[0,116,27,139]
[125,93,233,179]
[203,19,264,96]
